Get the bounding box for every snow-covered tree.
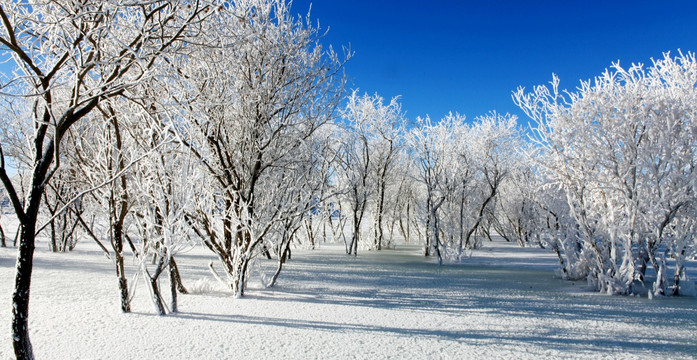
[334,116,372,255]
[335,91,404,254]
[127,135,197,314]
[407,112,520,263]
[66,98,145,313]
[263,125,337,286]
[363,94,404,250]
[460,112,520,250]
[164,0,346,296]
[514,51,697,296]
[407,115,461,262]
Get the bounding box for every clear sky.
[291,0,697,126]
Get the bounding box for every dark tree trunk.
[13,221,36,360]
[349,206,361,256]
[464,184,497,250]
[169,265,178,313]
[268,239,291,288]
[262,244,272,259]
[169,255,188,313]
[348,200,360,256]
[9,140,56,360]
[424,194,431,257]
[49,218,57,252]
[148,256,167,316]
[431,207,442,266]
[237,257,250,297]
[169,257,188,294]
[458,189,465,249]
[150,279,166,316]
[115,253,130,313]
[113,220,131,313]
[305,217,316,250]
[670,256,685,296]
[374,178,387,250]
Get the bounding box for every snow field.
[0,240,695,359]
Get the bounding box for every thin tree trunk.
[305,217,316,250]
[169,265,178,313]
[49,219,57,252]
[431,207,442,265]
[148,257,167,316]
[424,194,432,257]
[405,200,411,243]
[112,212,131,312]
[268,239,291,288]
[671,254,685,296]
[464,187,497,249]
[375,179,386,250]
[75,212,111,257]
[169,257,188,294]
[14,223,21,247]
[237,257,250,297]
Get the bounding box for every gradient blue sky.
[292,0,697,125]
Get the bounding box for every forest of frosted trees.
[0,1,695,359]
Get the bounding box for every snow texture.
[0,240,695,359]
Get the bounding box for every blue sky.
[292,0,697,126]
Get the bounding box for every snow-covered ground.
[0,239,696,359]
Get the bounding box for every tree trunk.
[237,257,250,297]
[113,220,131,313]
[404,200,411,243]
[169,257,188,294]
[464,187,497,250]
[671,271,681,296]
[49,218,58,252]
[305,217,315,250]
[261,244,272,259]
[13,221,36,360]
[348,202,361,256]
[374,179,386,250]
[150,275,166,315]
[146,255,167,316]
[398,215,407,244]
[169,255,185,313]
[14,224,21,247]
[11,164,48,360]
[268,240,290,288]
[149,275,166,316]
[349,202,362,256]
[670,254,685,296]
[115,252,130,313]
[458,187,465,249]
[169,266,178,313]
[431,207,442,266]
[424,194,431,257]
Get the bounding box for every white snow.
[0,239,696,359]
